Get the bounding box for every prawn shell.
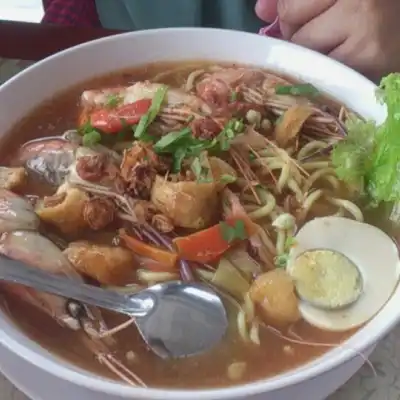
[0,230,81,329]
[0,189,39,233]
[16,137,77,186]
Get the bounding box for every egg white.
[287,216,400,331]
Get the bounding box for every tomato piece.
[173,217,253,264]
[90,99,152,134]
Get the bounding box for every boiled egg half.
[286,216,400,331]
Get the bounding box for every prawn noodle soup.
[0,61,398,389]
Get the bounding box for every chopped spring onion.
[153,127,191,152]
[172,147,187,173]
[220,174,237,184]
[275,253,289,268]
[230,91,238,102]
[275,83,319,96]
[191,156,213,183]
[82,130,102,147]
[134,85,168,139]
[219,220,247,243]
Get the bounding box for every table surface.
[1,50,400,400]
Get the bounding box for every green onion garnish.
[275,83,319,96]
[220,174,237,184]
[134,85,168,139]
[153,127,192,152]
[219,220,247,243]
[82,131,102,147]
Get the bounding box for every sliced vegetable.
[173,222,231,263]
[275,105,314,147]
[134,85,168,139]
[119,229,178,269]
[90,99,152,134]
[226,248,262,280]
[211,258,251,299]
[173,218,250,263]
[275,83,319,97]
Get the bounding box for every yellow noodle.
[303,167,337,192]
[153,63,201,82]
[185,69,205,91]
[243,293,255,321]
[249,320,261,346]
[257,148,276,157]
[259,158,285,171]
[287,179,304,202]
[137,270,179,283]
[247,190,276,220]
[333,207,345,217]
[301,161,331,170]
[237,309,249,342]
[242,193,259,203]
[257,226,277,255]
[327,197,364,222]
[323,175,340,191]
[302,189,324,216]
[244,205,260,213]
[297,140,329,160]
[277,163,291,192]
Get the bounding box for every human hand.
[255,0,400,82]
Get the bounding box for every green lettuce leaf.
[332,73,400,206]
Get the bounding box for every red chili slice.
[90,99,152,134]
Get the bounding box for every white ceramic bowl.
[0,28,393,400]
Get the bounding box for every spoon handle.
[0,256,152,317]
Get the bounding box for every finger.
[290,5,349,53]
[255,0,279,23]
[278,0,336,26]
[329,39,382,82]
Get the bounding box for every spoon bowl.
[0,256,228,359]
[133,281,228,358]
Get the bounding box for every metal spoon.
[0,256,228,359]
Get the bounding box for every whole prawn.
[0,189,145,386]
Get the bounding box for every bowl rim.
[0,27,395,399]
